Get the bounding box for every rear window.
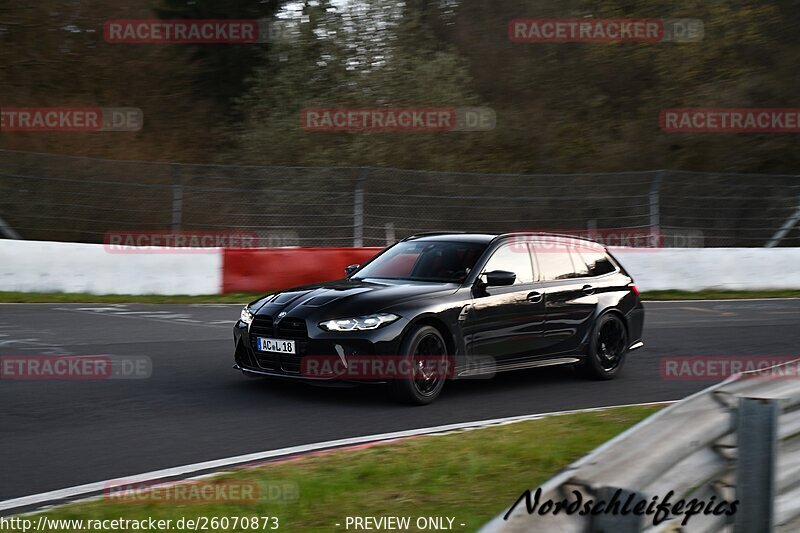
[577,248,617,277]
[534,242,617,280]
[569,249,590,278]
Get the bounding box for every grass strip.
[6,405,661,532]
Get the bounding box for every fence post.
[353,169,366,247]
[735,397,778,532]
[171,164,183,231]
[649,171,664,246]
[765,193,800,247]
[0,215,20,239]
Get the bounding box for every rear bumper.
[625,300,645,352]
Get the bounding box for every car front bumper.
[232,317,407,381]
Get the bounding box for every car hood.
[250,278,459,319]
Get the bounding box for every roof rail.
[401,231,468,241]
[495,231,604,246]
[400,231,604,247]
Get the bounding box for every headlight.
[319,313,400,332]
[240,307,254,326]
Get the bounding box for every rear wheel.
[392,325,448,405]
[580,313,628,380]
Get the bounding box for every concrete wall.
[0,240,221,295]
[611,247,800,291]
[1,240,799,295]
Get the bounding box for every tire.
[391,325,448,405]
[579,313,628,380]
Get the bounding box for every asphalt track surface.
[1,300,799,504]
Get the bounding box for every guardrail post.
[735,397,778,532]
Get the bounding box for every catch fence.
[1,149,798,248]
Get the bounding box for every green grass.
[5,406,660,532]
[0,290,798,304]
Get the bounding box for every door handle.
[527,291,543,303]
[581,285,595,295]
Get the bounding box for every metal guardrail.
[480,360,800,532]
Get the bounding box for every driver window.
[483,244,534,284]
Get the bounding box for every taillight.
[630,284,640,296]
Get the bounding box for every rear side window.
[578,248,617,277]
[535,245,575,281]
[569,249,590,278]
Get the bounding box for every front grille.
[249,315,276,370]
[249,315,274,336]
[255,353,278,371]
[247,314,308,375]
[277,318,308,338]
[235,341,256,368]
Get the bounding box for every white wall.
[611,247,800,291]
[0,240,222,295]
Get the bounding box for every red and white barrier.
[1,240,800,295]
[0,240,381,295]
[222,247,381,294]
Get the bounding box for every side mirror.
[484,270,516,286]
[345,264,360,277]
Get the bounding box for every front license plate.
[257,338,296,354]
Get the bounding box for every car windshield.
[353,241,487,283]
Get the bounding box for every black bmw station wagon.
[233,233,644,404]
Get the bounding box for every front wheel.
[579,313,628,380]
[391,325,448,405]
